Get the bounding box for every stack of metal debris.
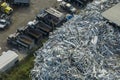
[31,0,120,80]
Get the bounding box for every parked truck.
[7,33,35,50]
[11,0,30,6]
[27,20,51,36]
[17,26,43,44]
[0,2,13,14]
[36,8,66,27]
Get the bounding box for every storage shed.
[0,50,18,72]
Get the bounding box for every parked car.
[0,19,10,29]
[59,1,77,14]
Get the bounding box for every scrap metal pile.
[31,0,120,80]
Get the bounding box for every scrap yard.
[0,0,120,80]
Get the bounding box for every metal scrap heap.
[31,0,120,80]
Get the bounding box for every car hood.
[0,24,5,28]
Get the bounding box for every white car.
[0,19,10,29]
[60,1,77,13]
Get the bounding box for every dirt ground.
[0,0,57,59]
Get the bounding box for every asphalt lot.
[0,0,57,59]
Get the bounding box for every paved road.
[0,0,57,59]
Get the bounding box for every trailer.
[26,29,42,39]
[0,50,18,72]
[27,20,51,36]
[7,33,35,50]
[36,8,66,27]
[45,7,66,27]
[16,35,35,49]
[37,21,52,32]
[17,25,43,42]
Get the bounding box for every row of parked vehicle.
[0,0,91,30]
[58,0,93,14]
[7,7,66,51]
[7,0,93,51]
[0,0,30,30]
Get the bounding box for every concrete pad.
[102,3,120,26]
